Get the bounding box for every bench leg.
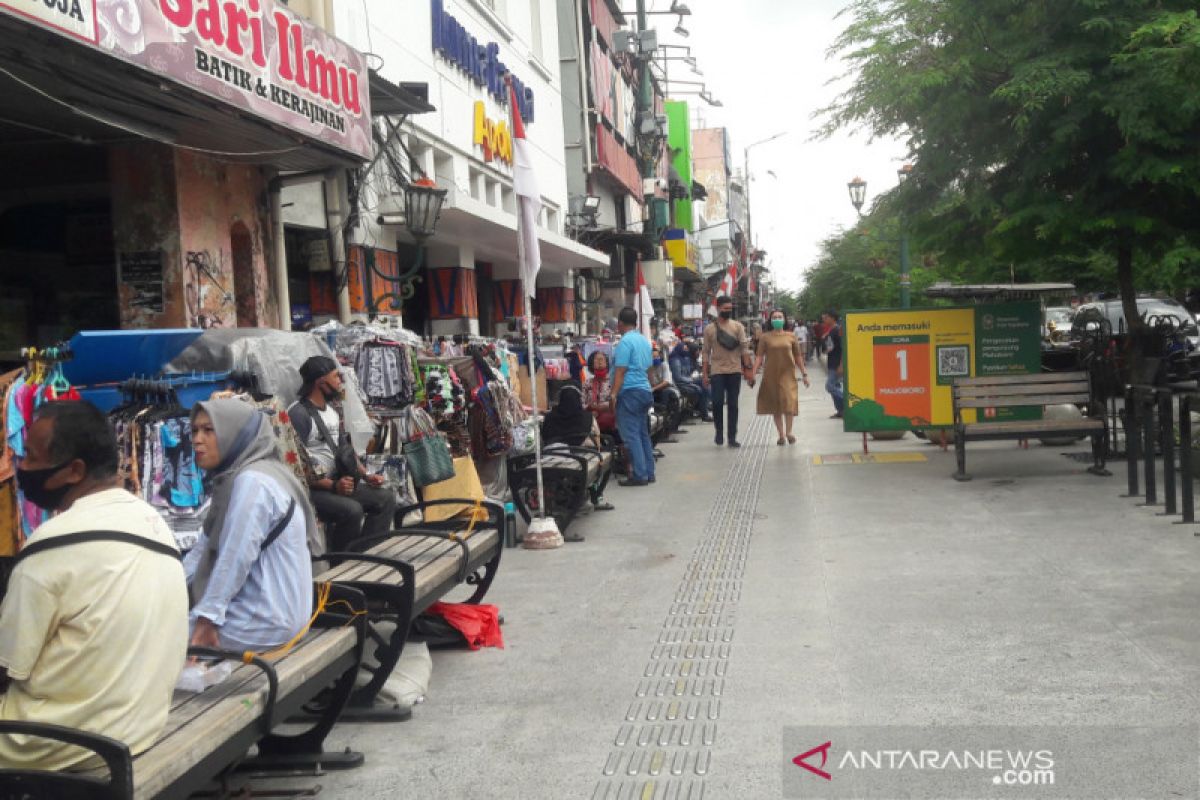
[246,584,367,771]
[344,572,416,720]
[1088,431,1112,476]
[954,435,971,482]
[464,544,504,605]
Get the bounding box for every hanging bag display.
[397,406,455,488]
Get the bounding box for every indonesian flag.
[636,260,654,339]
[747,269,757,296]
[509,81,541,299]
[707,264,738,317]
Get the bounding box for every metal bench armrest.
[187,647,279,735]
[0,721,132,800]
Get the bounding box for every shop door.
[231,222,258,327]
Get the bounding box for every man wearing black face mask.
[702,296,751,447]
[288,356,395,551]
[0,401,188,769]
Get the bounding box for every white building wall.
[334,0,569,239]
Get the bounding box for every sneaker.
[618,477,649,487]
[728,440,741,448]
[564,530,586,543]
[593,497,615,511]
[715,433,724,446]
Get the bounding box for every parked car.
[1070,298,1200,351]
[1043,306,1075,341]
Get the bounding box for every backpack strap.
[260,498,297,552]
[15,531,181,565]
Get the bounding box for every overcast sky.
[646,0,907,291]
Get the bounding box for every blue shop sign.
[431,0,535,124]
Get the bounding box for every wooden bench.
[0,583,369,800]
[507,445,613,534]
[952,371,1110,481]
[313,499,504,719]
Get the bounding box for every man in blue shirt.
[610,306,656,486]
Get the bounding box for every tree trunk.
[1115,234,1144,383]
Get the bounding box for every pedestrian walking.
[821,309,845,418]
[794,318,812,363]
[610,306,656,486]
[702,295,751,448]
[751,310,810,444]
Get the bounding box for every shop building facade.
[0,0,375,354]
[280,0,609,338]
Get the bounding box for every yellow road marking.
[813,452,928,465]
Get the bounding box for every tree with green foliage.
[822,1,1200,349]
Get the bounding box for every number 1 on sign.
[895,349,908,381]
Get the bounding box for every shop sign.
[662,228,698,273]
[842,303,1042,432]
[1,0,96,43]
[0,0,372,158]
[431,0,535,124]
[595,122,641,199]
[473,101,512,164]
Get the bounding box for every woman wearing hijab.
[185,398,319,653]
[540,385,614,523]
[542,384,599,448]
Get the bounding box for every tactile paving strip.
[592,418,770,800]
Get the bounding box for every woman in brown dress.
[752,309,810,445]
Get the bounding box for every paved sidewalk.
[315,370,1200,798]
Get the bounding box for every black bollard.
[1179,395,1195,526]
[1159,390,1176,516]
[1123,385,1140,497]
[1142,389,1158,506]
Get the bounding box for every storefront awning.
[0,4,377,169]
[431,193,609,275]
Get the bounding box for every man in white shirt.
[289,356,394,551]
[0,401,188,769]
[794,318,811,363]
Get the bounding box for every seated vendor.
[540,385,615,524]
[288,356,396,552]
[649,341,683,435]
[187,399,316,653]
[582,351,616,433]
[0,401,188,769]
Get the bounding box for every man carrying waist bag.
[288,356,396,552]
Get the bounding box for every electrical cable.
[0,65,304,158]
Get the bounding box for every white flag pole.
[507,73,561,549]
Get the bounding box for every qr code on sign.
[938,346,969,377]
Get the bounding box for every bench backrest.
[952,372,1092,410]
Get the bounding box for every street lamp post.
[896,163,912,309]
[845,166,913,309]
[743,132,786,318]
[366,176,447,317]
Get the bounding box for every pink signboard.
[0,0,372,159]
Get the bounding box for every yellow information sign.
[842,303,1042,431]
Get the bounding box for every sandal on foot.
[787,435,796,444]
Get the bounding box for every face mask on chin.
[17,462,72,511]
[593,368,609,379]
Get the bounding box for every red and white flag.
[708,264,738,317]
[636,260,654,339]
[509,81,541,299]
